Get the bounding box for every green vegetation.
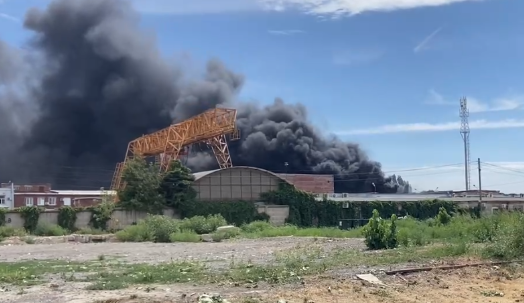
[18,206,43,233]
[362,210,398,250]
[89,201,115,230]
[0,208,6,226]
[2,211,524,290]
[33,222,68,237]
[57,206,77,231]
[261,183,458,227]
[117,158,197,214]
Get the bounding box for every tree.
[117,157,166,214]
[159,160,197,209]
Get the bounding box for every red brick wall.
[2,184,52,193]
[14,194,102,209]
[276,174,334,194]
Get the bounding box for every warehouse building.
[192,166,334,201]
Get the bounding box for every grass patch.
[86,261,208,290]
[169,230,201,242]
[240,221,361,239]
[0,260,108,285]
[0,226,27,238]
[33,222,68,237]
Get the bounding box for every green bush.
[179,201,257,226]
[169,230,201,243]
[179,214,227,234]
[211,227,241,242]
[33,222,68,236]
[18,206,43,233]
[115,215,179,243]
[0,226,27,238]
[89,202,115,230]
[482,212,524,259]
[115,224,155,242]
[57,206,77,231]
[141,215,180,242]
[240,221,273,233]
[0,208,6,226]
[362,209,398,250]
[436,207,451,225]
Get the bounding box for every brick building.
[0,183,114,209]
[276,173,334,194]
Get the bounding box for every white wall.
[0,186,14,209]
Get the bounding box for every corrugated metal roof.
[192,169,221,181]
[191,166,292,183]
[51,190,116,196]
[316,196,524,202]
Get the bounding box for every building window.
[48,197,57,206]
[37,197,45,206]
[14,185,20,190]
[24,185,32,191]
[25,197,34,206]
[0,197,5,205]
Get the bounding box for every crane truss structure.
[111,108,240,191]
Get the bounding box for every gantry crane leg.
[110,162,124,191]
[208,134,233,169]
[160,146,184,172]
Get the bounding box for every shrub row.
[261,183,461,227]
[115,214,235,243]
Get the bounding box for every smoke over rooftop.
[0,0,410,193]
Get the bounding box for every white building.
[0,183,15,209]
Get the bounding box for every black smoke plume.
[0,0,410,193]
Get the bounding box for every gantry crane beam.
[111,108,238,191]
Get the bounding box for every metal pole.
[478,158,482,203]
[464,136,469,190]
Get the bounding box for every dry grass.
[231,263,524,303]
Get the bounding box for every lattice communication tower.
[459,97,471,191]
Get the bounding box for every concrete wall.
[257,205,289,226]
[2,206,289,229]
[193,167,284,201]
[3,208,180,230]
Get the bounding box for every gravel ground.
[0,237,366,268]
[0,237,367,303]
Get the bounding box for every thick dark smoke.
[0,0,410,193]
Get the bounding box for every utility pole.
[460,97,471,191]
[477,158,482,203]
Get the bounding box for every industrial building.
[192,166,334,201]
[0,183,112,209]
[0,167,334,209]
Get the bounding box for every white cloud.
[268,29,305,35]
[332,49,384,66]
[413,27,443,53]
[336,119,524,135]
[129,0,487,16]
[386,162,524,193]
[0,12,19,23]
[425,89,524,113]
[260,0,487,17]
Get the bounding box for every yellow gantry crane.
[110,107,240,191]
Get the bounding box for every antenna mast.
[459,97,471,191]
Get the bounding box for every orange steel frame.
[110,108,239,191]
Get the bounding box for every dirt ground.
[1,238,524,303]
[0,237,364,268]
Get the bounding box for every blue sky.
[1,0,524,192]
